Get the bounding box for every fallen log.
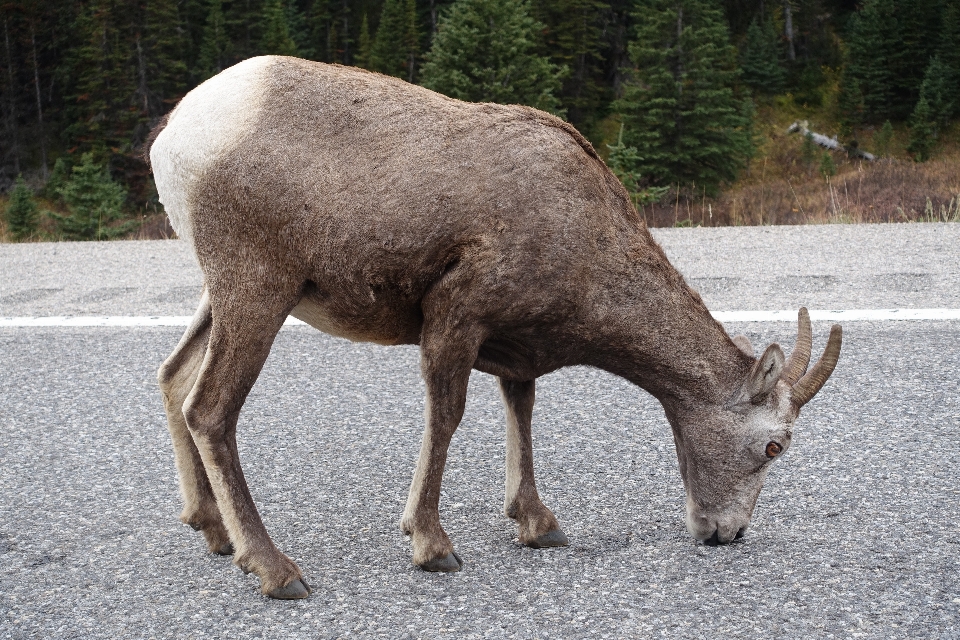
[787,121,875,161]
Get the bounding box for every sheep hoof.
[527,529,569,549]
[267,578,312,600]
[419,551,463,573]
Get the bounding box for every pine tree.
[801,132,817,168]
[63,0,139,158]
[907,96,934,162]
[917,56,955,131]
[420,0,566,115]
[370,0,419,81]
[529,0,609,130]
[4,175,40,240]
[615,0,754,194]
[842,0,895,121]
[818,151,836,178]
[606,123,670,207]
[887,0,942,118]
[837,74,864,138]
[740,17,785,95]
[141,0,189,117]
[198,0,231,78]
[261,0,299,56]
[872,119,893,158]
[52,152,131,240]
[938,3,960,114]
[356,13,372,69]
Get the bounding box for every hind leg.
[182,279,310,598]
[399,312,486,572]
[500,378,568,548]
[158,290,232,555]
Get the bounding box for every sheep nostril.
[703,530,721,546]
[735,528,746,540]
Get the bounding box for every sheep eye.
[765,441,783,458]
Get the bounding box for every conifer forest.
[1,0,959,238]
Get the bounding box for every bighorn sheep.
[148,56,841,599]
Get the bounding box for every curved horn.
[781,307,812,385]
[791,324,842,407]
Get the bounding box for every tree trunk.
[30,25,46,180]
[783,0,795,61]
[3,18,19,176]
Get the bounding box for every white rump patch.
[150,56,274,246]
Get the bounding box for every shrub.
[52,152,133,240]
[4,176,40,241]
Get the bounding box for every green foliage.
[261,0,299,56]
[843,0,944,122]
[873,120,894,158]
[606,124,670,208]
[4,177,41,241]
[529,0,610,130]
[917,56,955,131]
[801,132,817,167]
[199,0,231,78]
[420,0,567,115]
[843,0,894,121]
[62,0,139,158]
[357,13,373,69]
[370,0,419,81]
[143,0,189,112]
[615,0,754,195]
[740,18,785,95]
[939,4,960,111]
[818,151,836,178]
[52,153,132,240]
[907,96,935,162]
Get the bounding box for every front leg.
[400,322,484,572]
[499,378,568,548]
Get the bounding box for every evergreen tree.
[917,56,955,131]
[615,0,754,194]
[887,0,942,118]
[843,0,943,122]
[62,0,139,158]
[529,0,609,130]
[198,0,231,78]
[837,74,864,138]
[938,3,960,114]
[52,152,131,240]
[420,0,566,115]
[818,151,836,178]
[907,96,934,161]
[740,17,785,95]
[356,13,372,69]
[142,0,189,116]
[4,175,40,240]
[801,132,817,168]
[842,0,895,121]
[606,124,670,207]
[370,0,419,81]
[261,0,299,56]
[872,119,893,158]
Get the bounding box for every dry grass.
[638,104,960,227]
[640,155,960,226]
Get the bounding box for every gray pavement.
[1,224,959,638]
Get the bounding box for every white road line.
[1,310,959,328]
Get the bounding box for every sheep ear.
[727,344,785,408]
[731,335,754,357]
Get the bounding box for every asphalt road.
[1,224,959,638]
